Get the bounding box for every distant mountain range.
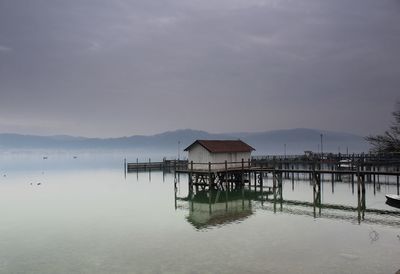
[0,128,370,154]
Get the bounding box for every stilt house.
[184,140,255,170]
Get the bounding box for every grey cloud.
[0,0,399,137]
[0,45,12,52]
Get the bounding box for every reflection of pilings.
[397,166,400,195]
[357,170,366,224]
[174,175,400,228]
[313,171,321,217]
[209,162,212,191]
[256,199,400,228]
[174,178,178,210]
[124,158,127,179]
[271,171,283,212]
[273,172,277,213]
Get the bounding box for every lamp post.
[178,141,180,160]
[320,134,323,159]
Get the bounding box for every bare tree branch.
[365,102,400,153]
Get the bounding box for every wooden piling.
[397,166,399,195]
[241,159,244,187]
[225,160,228,191]
[208,162,212,190]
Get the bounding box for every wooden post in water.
[331,165,334,194]
[248,158,251,187]
[253,171,257,191]
[273,171,277,213]
[377,166,380,184]
[189,161,193,189]
[361,173,366,219]
[208,162,212,189]
[397,166,399,195]
[291,164,295,190]
[373,166,376,183]
[356,169,362,223]
[225,160,228,191]
[148,158,151,181]
[312,171,321,218]
[241,159,244,187]
[124,158,127,178]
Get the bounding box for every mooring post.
[291,164,294,189]
[373,166,376,183]
[224,160,228,191]
[148,158,152,180]
[241,158,244,187]
[397,166,399,195]
[124,158,127,176]
[248,158,251,187]
[208,162,212,190]
[273,171,276,189]
[313,172,321,217]
[377,166,380,184]
[254,171,257,190]
[149,167,151,182]
[272,171,277,213]
[361,173,366,213]
[357,168,360,204]
[357,170,361,223]
[361,153,364,173]
[189,161,193,189]
[331,165,334,194]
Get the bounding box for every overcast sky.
[0,0,399,137]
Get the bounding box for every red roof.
[184,140,255,153]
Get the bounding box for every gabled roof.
[184,140,255,153]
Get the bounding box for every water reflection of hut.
[186,190,253,229]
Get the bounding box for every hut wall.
[211,152,251,169]
[187,144,212,170]
[188,144,251,170]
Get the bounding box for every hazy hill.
[0,128,369,154]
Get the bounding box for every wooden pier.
[171,157,400,227]
[175,160,400,192]
[126,158,187,172]
[126,153,400,194]
[125,154,400,227]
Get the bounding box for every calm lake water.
[0,152,399,274]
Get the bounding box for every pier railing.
[126,153,400,182]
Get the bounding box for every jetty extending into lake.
[127,152,400,227]
[127,153,400,192]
